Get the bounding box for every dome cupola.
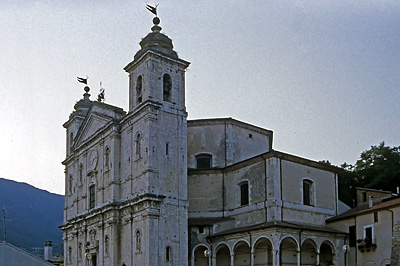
[133,17,178,61]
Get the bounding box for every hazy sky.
[1,0,399,195]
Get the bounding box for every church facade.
[61,16,348,266]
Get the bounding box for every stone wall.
[391,221,400,265]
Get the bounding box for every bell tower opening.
[136,75,143,104]
[163,73,172,102]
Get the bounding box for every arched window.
[196,154,212,169]
[89,185,95,209]
[68,246,72,263]
[79,164,83,184]
[239,182,249,206]
[78,242,82,261]
[136,75,143,104]
[135,133,141,159]
[105,235,109,256]
[105,146,110,169]
[303,179,314,206]
[135,230,141,252]
[166,246,172,262]
[163,74,172,102]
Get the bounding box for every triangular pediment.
[73,103,125,148]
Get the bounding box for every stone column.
[273,249,279,266]
[190,251,194,266]
[211,256,216,266]
[231,253,234,266]
[250,250,254,266]
[297,250,300,266]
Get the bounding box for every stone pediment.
[73,103,125,148]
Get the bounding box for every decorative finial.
[97,82,105,102]
[77,76,91,100]
[153,17,160,25]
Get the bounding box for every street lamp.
[204,249,212,258]
[342,245,350,266]
[85,252,92,266]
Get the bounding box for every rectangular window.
[374,212,378,222]
[198,226,204,234]
[166,246,171,262]
[240,183,249,206]
[303,181,311,205]
[166,142,169,155]
[89,185,95,209]
[349,226,356,247]
[196,154,212,169]
[364,225,374,246]
[362,192,367,202]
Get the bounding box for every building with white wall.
[327,188,400,266]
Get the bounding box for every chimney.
[368,196,373,208]
[44,241,53,261]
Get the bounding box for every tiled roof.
[327,196,400,223]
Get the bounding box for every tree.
[338,165,358,207]
[354,142,400,190]
[338,142,400,206]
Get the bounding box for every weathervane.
[77,76,91,99]
[77,76,88,85]
[146,3,161,32]
[146,3,158,17]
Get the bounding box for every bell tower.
[120,15,190,265]
[125,16,189,112]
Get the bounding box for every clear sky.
[1,0,399,195]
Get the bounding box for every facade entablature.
[62,123,120,167]
[282,201,337,216]
[124,50,189,74]
[120,99,162,127]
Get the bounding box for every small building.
[44,241,64,266]
[0,241,55,266]
[327,188,400,266]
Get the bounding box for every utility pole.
[1,207,12,242]
[2,208,6,242]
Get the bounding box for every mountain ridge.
[0,177,64,256]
